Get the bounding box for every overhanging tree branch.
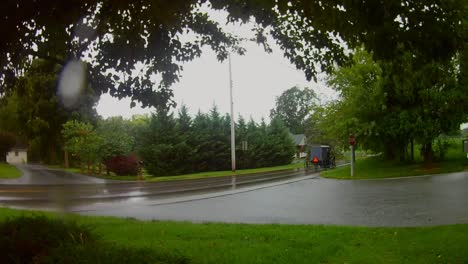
[22,49,65,66]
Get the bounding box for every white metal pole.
[229,53,236,172]
[350,145,355,177]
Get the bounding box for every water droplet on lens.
[57,60,86,109]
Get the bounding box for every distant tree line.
[306,48,467,164]
[139,105,295,176]
[0,60,295,176]
[61,117,135,174]
[0,59,98,164]
[61,105,295,177]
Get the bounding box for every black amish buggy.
[305,145,336,170]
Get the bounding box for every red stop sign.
[349,134,356,146]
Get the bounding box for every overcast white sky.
[97,44,335,122]
[96,9,337,122]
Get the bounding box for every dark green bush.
[0,216,189,264]
[0,216,95,263]
[139,108,295,176]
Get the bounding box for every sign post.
[349,134,356,177]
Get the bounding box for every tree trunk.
[384,142,398,161]
[410,139,414,162]
[399,143,406,162]
[422,142,434,167]
[104,159,110,175]
[64,150,69,168]
[48,144,55,164]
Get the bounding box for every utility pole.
[229,53,236,172]
[350,145,355,177]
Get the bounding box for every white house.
[290,134,307,159]
[6,144,28,164]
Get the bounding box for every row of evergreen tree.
[138,105,296,176]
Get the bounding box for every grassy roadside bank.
[0,163,21,179]
[322,146,467,179]
[47,162,304,182]
[46,165,142,181]
[146,162,304,182]
[0,207,467,263]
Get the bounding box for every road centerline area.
[1,164,467,227]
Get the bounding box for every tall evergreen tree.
[266,118,296,166]
[236,115,248,169]
[191,111,212,172]
[176,105,194,172]
[139,111,191,176]
[138,106,296,176]
[205,105,230,171]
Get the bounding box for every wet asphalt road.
[0,164,113,184]
[1,164,467,226]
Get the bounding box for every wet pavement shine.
[0,164,113,185]
[1,164,467,226]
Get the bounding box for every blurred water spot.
[58,59,86,109]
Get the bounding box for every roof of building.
[290,134,307,146]
[8,141,28,151]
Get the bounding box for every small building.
[6,143,28,164]
[290,134,307,159]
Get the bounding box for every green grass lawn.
[47,164,82,174]
[47,162,304,182]
[93,174,140,181]
[145,162,304,182]
[46,165,138,181]
[1,207,467,263]
[322,144,467,179]
[0,163,21,179]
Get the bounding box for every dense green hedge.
[139,106,295,176]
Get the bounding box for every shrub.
[0,216,94,263]
[105,154,139,176]
[434,139,450,160]
[0,216,189,264]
